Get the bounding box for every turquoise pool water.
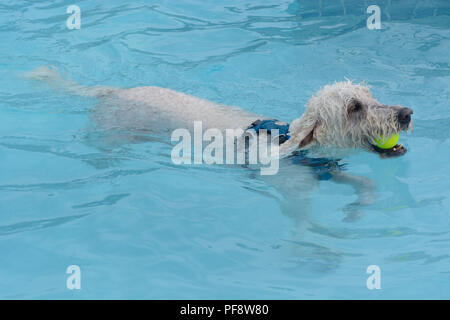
[0,0,449,299]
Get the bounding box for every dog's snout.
[398,108,413,125]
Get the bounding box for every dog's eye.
[348,99,363,113]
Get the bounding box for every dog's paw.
[342,203,364,222]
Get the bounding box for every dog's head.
[281,81,413,158]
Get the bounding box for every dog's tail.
[23,66,112,97]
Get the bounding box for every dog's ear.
[279,117,316,157]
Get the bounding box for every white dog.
[26,66,413,222]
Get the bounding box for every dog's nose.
[398,108,413,126]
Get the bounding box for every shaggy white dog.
[26,66,413,222]
[25,66,412,158]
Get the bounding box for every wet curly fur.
[281,81,413,158]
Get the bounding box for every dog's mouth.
[370,143,407,158]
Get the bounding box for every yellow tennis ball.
[374,134,399,149]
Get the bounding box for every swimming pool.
[0,0,449,299]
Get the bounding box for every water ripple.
[0,214,88,236]
[0,168,159,192]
